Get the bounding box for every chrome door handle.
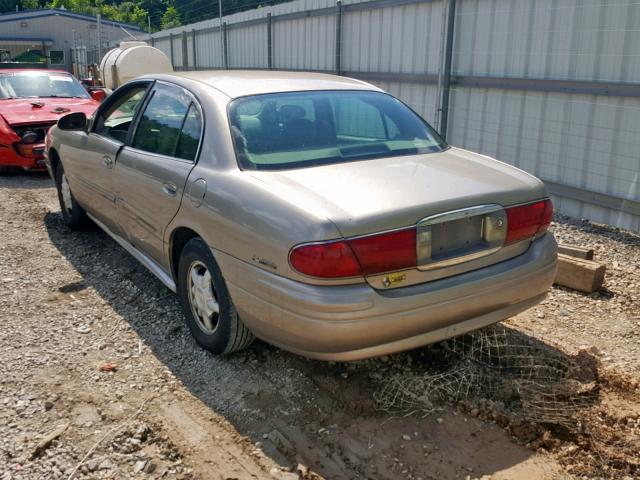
[162,182,177,196]
[102,155,114,168]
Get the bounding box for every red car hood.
[0,98,99,126]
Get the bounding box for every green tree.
[102,1,149,29]
[21,0,41,9]
[47,0,96,16]
[161,4,180,29]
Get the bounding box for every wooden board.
[557,244,595,260]
[555,254,606,293]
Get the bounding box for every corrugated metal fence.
[145,0,640,232]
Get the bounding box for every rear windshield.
[228,90,446,170]
[0,71,89,100]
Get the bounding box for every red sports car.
[0,69,101,172]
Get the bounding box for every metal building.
[0,9,144,75]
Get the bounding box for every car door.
[62,82,151,234]
[113,81,203,265]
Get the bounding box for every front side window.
[0,71,89,100]
[94,87,148,143]
[132,83,197,158]
[228,90,446,170]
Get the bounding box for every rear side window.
[175,104,202,161]
[132,83,198,158]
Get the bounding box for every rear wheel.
[177,238,254,354]
[54,163,91,230]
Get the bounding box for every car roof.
[0,69,71,74]
[152,70,381,98]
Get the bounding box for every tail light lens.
[505,198,553,244]
[348,228,417,276]
[290,228,416,278]
[289,241,361,278]
[537,198,553,235]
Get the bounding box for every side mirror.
[90,89,107,102]
[58,112,87,131]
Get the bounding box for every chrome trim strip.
[418,246,502,271]
[87,213,177,293]
[418,204,503,226]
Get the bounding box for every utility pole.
[72,30,77,77]
[96,14,102,62]
[219,0,224,68]
[439,0,456,140]
[148,16,151,34]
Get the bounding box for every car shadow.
[0,170,51,189]
[44,210,600,479]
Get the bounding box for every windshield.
[229,90,446,170]
[0,71,90,100]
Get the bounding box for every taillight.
[289,240,361,278]
[537,198,553,235]
[505,199,553,244]
[348,228,416,276]
[290,228,416,278]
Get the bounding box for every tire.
[177,237,254,354]
[54,163,92,230]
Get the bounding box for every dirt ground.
[0,173,638,480]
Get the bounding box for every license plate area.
[417,204,506,270]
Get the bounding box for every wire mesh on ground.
[373,323,598,426]
[373,324,640,476]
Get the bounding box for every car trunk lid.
[250,147,546,235]
[251,147,549,288]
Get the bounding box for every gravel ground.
[518,214,640,379]
[0,173,638,480]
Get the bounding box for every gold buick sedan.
[45,71,557,360]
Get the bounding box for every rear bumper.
[215,233,557,361]
[0,144,47,170]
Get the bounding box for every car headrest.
[278,105,306,122]
[238,114,261,133]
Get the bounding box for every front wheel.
[54,163,91,230]
[177,237,254,354]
